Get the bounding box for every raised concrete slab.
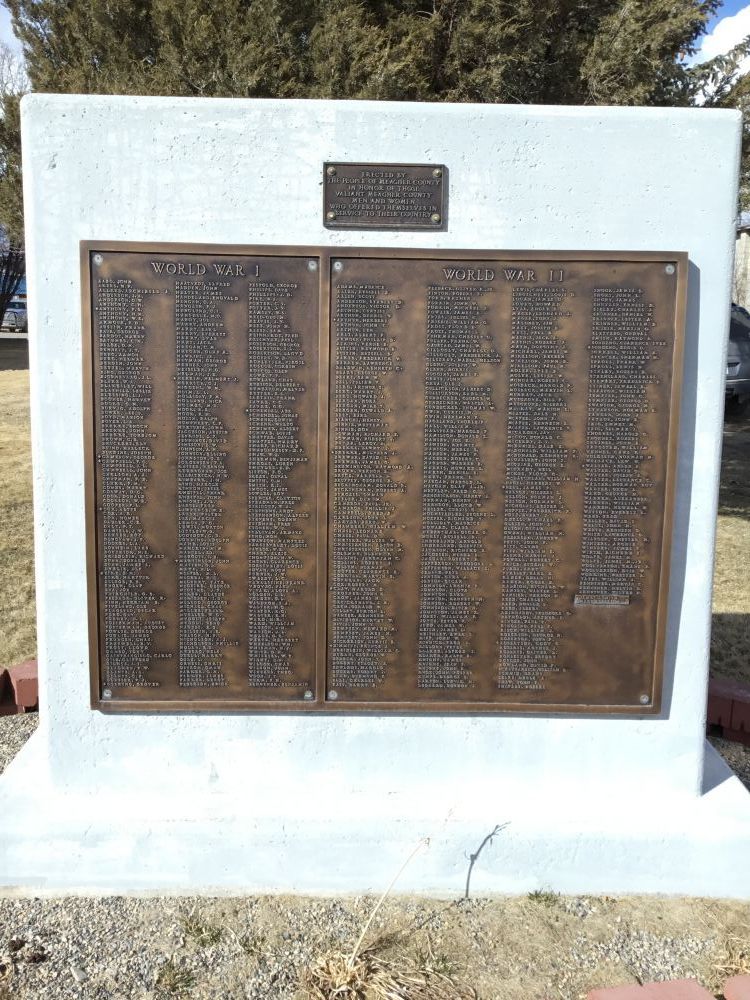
[1,737,748,896]
[2,95,748,896]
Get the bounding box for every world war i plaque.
[83,245,322,709]
[83,244,685,713]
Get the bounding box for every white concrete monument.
[1,94,749,896]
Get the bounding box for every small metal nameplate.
[323,163,446,230]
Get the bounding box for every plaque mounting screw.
[102,688,112,700]
[432,167,442,178]
[328,689,339,700]
[93,253,103,266]
[326,211,337,221]
[303,689,314,700]
[333,261,343,272]
[307,260,318,272]
[639,693,650,705]
[665,263,675,275]
[326,165,337,176]
[431,213,441,224]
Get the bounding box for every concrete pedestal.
[1,95,748,896]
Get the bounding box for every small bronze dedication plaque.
[323,163,446,230]
[83,244,685,713]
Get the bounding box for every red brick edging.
[588,974,750,999]
[0,658,38,715]
[707,675,750,747]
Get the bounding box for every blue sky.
[709,0,749,24]
[0,1,749,66]
[0,5,19,56]
[692,1,750,67]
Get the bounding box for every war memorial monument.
[0,94,748,896]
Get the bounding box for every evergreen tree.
[0,41,27,246]
[689,35,750,209]
[0,91,23,246]
[0,0,728,242]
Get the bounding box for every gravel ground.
[0,712,37,775]
[0,893,747,1000]
[710,734,750,790]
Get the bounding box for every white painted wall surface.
[1,95,748,897]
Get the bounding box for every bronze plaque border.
[81,242,687,715]
[323,163,447,231]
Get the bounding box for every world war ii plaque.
[83,244,686,713]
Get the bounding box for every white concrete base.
[2,733,748,897]
[6,95,748,898]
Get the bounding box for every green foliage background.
[0,0,748,243]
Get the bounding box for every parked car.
[1,298,27,332]
[726,303,750,416]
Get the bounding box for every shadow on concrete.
[658,261,701,720]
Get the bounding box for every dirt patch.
[0,893,747,999]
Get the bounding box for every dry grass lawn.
[0,344,35,669]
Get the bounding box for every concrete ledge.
[1,737,748,897]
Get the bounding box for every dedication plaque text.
[82,244,686,713]
[323,163,446,230]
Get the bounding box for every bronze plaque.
[326,253,684,711]
[83,244,686,713]
[323,163,446,230]
[84,247,322,708]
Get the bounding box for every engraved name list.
[84,246,684,713]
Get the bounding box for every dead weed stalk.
[299,838,476,999]
[712,928,750,982]
[301,947,476,999]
